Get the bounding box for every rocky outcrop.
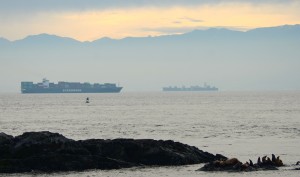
[294,161,300,170]
[198,154,284,172]
[0,131,222,173]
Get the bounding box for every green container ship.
[21,78,122,93]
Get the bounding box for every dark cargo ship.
[21,78,122,93]
[163,84,218,92]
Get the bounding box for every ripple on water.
[0,91,300,176]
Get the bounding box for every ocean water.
[0,91,300,177]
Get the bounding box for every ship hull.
[162,88,218,92]
[21,87,122,94]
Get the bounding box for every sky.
[1,0,300,41]
[0,0,300,92]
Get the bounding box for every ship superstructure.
[163,83,218,92]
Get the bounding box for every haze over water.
[1,91,299,176]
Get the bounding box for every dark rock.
[198,154,284,172]
[295,161,300,170]
[0,133,14,143]
[0,131,223,173]
[0,133,14,159]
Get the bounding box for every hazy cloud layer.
[1,0,299,41]
[180,17,203,23]
[141,26,205,34]
[142,26,248,34]
[0,0,298,14]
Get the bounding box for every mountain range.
[0,25,300,92]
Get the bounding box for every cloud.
[181,17,203,23]
[141,25,249,34]
[0,0,297,14]
[173,21,182,24]
[142,26,206,34]
[172,17,203,25]
[1,0,299,41]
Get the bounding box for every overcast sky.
[1,0,299,41]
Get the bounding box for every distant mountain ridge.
[0,37,10,45]
[17,33,81,43]
[0,24,300,92]
[1,24,300,44]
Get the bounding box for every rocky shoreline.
[198,154,283,172]
[0,131,224,173]
[1,131,298,173]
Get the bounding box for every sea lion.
[257,157,261,164]
[241,162,249,170]
[262,156,267,163]
[224,158,240,166]
[213,158,240,167]
[272,154,276,162]
[249,159,253,166]
[232,161,243,169]
[213,160,222,166]
[275,156,283,166]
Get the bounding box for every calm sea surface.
[1,91,300,177]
